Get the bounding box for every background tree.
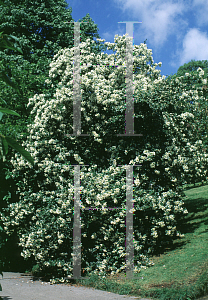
[0,0,106,271]
[0,0,106,139]
[166,60,208,90]
[176,59,208,75]
[0,31,34,165]
[166,60,208,153]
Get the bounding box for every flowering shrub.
[1,34,208,282]
[163,68,208,153]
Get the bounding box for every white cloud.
[192,0,208,26]
[179,28,208,65]
[113,0,186,47]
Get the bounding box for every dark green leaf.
[0,98,7,105]
[1,135,8,156]
[4,136,34,166]
[8,35,22,43]
[0,33,23,54]
[0,71,20,93]
[0,107,20,117]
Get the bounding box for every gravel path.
[0,272,152,300]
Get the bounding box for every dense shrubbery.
[1,35,208,282]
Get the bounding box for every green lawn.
[70,181,208,300]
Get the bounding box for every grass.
[67,181,208,300]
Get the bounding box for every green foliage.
[1,35,208,282]
[0,25,34,292]
[0,31,34,164]
[166,60,208,152]
[177,59,208,76]
[0,0,106,167]
[166,59,208,85]
[0,0,106,121]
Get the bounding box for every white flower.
[134,178,140,186]
[114,188,120,194]
[197,67,204,76]
[57,261,62,267]
[150,162,155,168]
[155,170,160,175]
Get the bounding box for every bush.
[1,34,208,282]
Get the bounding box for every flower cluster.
[1,34,208,282]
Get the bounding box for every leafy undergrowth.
[70,181,208,300]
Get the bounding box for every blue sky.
[66,0,208,78]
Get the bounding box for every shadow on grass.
[137,185,208,300]
[176,197,208,233]
[147,189,208,259]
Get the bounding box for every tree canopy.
[177,59,208,76]
[0,0,106,169]
[0,0,106,141]
[165,60,208,150]
[166,60,208,92]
